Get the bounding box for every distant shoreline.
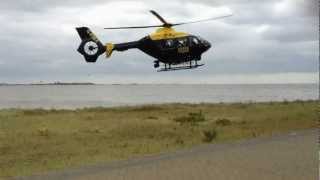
[0,83,318,86]
[0,100,317,110]
[0,82,96,86]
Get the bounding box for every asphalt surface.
[14,129,317,180]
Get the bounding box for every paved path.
[15,129,317,180]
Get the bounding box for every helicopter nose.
[206,41,211,49]
[204,41,211,51]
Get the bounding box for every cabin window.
[164,39,174,48]
[177,38,187,47]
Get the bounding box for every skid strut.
[157,60,204,72]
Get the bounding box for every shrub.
[131,105,163,112]
[147,116,158,120]
[23,109,48,116]
[175,138,184,145]
[91,127,101,133]
[37,127,49,137]
[251,131,258,137]
[85,115,94,121]
[239,120,248,125]
[282,99,289,105]
[173,111,206,125]
[235,103,248,109]
[202,129,217,142]
[293,99,305,105]
[215,118,232,126]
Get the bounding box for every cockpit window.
[197,36,209,44]
[198,36,204,42]
[192,37,199,45]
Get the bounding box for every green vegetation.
[0,100,317,177]
[202,128,218,142]
[215,118,232,126]
[173,110,206,125]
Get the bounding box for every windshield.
[197,36,208,44]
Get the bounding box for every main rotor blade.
[171,14,233,26]
[104,25,163,29]
[150,10,169,25]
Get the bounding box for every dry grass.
[0,100,317,177]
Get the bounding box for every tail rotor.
[76,27,105,63]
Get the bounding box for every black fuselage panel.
[113,35,211,64]
[138,36,211,64]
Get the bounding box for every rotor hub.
[84,41,99,56]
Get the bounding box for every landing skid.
[157,63,204,72]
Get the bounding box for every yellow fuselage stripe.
[105,43,114,58]
[149,27,188,40]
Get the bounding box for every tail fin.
[76,27,106,63]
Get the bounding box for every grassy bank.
[0,100,317,177]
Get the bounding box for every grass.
[0,100,317,177]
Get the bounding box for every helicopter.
[76,10,232,72]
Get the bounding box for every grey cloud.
[295,0,318,17]
[262,24,317,42]
[0,0,106,12]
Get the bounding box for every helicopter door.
[160,39,176,60]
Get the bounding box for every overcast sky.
[0,0,318,84]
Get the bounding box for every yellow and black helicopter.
[76,10,232,72]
